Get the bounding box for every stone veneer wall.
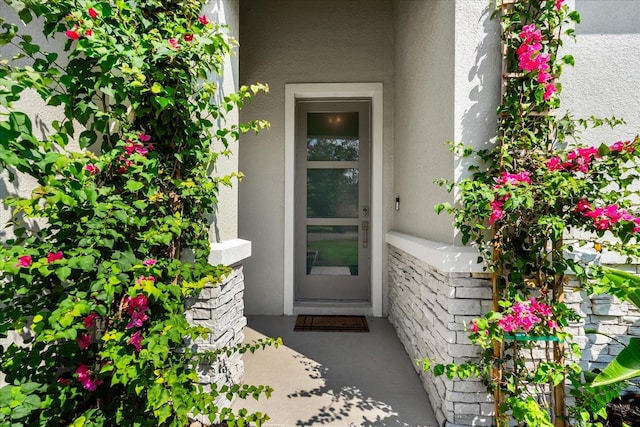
[185,264,247,410]
[388,245,640,427]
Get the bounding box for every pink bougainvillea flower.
[633,217,640,233]
[85,29,93,37]
[129,330,143,352]
[84,163,99,175]
[47,251,64,263]
[143,258,157,267]
[88,7,98,19]
[543,82,557,100]
[123,294,149,316]
[83,312,98,328]
[168,38,180,50]
[184,34,194,43]
[65,29,80,40]
[609,140,635,153]
[555,0,565,11]
[76,334,92,349]
[470,320,479,333]
[199,15,210,25]
[574,199,592,213]
[17,255,32,267]
[139,134,151,142]
[126,310,149,329]
[76,364,103,391]
[489,199,505,225]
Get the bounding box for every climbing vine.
[429,1,640,426]
[0,0,277,426]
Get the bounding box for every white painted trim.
[385,231,486,273]
[284,83,384,316]
[208,239,252,266]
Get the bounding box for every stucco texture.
[238,0,395,314]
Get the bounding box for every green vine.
[429,1,640,426]
[0,0,278,426]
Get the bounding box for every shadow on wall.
[576,0,640,35]
[458,3,501,182]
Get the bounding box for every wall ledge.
[385,231,485,274]
[208,239,252,266]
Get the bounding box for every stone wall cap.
[386,231,486,274]
[208,239,252,266]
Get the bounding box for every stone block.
[454,403,480,415]
[448,299,482,316]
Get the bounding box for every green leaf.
[79,130,97,149]
[568,11,581,24]
[125,180,144,192]
[599,266,640,309]
[592,337,640,386]
[56,266,72,281]
[154,96,171,111]
[561,55,575,66]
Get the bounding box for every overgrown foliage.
[429,1,640,426]
[0,0,277,425]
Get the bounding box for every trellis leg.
[553,240,567,427]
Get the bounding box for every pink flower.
[555,0,565,11]
[76,364,102,391]
[84,29,93,37]
[548,320,558,329]
[126,310,149,329]
[543,82,557,100]
[17,255,32,267]
[574,199,592,213]
[65,29,80,40]
[143,258,156,267]
[168,38,180,50]
[129,330,143,352]
[84,164,99,175]
[83,312,98,328]
[139,134,151,142]
[546,157,563,171]
[470,320,479,333]
[184,34,194,43]
[123,294,149,316]
[489,199,505,225]
[88,7,98,19]
[199,15,210,25]
[76,334,92,349]
[610,140,634,153]
[47,251,64,263]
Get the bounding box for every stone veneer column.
[185,239,252,417]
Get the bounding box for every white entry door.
[295,99,371,301]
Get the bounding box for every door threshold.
[293,301,373,316]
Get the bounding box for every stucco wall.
[392,0,456,244]
[392,1,501,245]
[563,0,640,145]
[238,0,395,314]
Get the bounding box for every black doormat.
[294,315,369,332]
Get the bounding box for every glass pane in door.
[306,225,358,276]
[307,168,359,218]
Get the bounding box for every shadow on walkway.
[231,316,438,426]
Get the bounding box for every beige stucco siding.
[238,0,395,315]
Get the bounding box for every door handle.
[362,220,369,248]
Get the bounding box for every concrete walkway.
[231,316,438,427]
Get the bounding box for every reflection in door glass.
[307,226,358,276]
[307,112,359,161]
[307,169,359,218]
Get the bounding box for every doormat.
[294,315,369,332]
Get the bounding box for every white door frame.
[284,83,383,316]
